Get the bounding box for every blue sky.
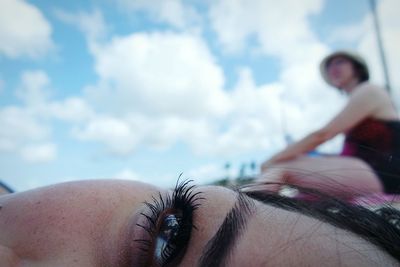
[1,0,399,191]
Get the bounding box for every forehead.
[327,55,352,66]
[230,200,398,266]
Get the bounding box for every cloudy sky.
[1,0,399,191]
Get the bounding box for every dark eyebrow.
[198,191,255,267]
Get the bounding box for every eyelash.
[135,179,203,266]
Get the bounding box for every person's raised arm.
[261,84,382,169]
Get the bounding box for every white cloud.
[185,69,284,156]
[46,97,94,123]
[209,0,323,59]
[55,9,108,42]
[113,168,183,188]
[206,0,346,153]
[328,22,368,44]
[114,0,201,29]
[73,115,140,155]
[0,69,94,162]
[73,13,342,157]
[376,0,400,98]
[49,5,349,159]
[15,70,95,121]
[185,163,227,184]
[0,0,54,58]
[56,10,291,157]
[113,168,142,181]
[87,31,231,118]
[83,62,341,158]
[72,113,212,155]
[0,71,55,158]
[0,106,50,152]
[16,70,51,106]
[20,142,57,163]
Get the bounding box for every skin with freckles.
[0,179,398,266]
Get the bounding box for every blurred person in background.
[259,50,400,198]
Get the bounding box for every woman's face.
[326,56,358,89]
[0,180,396,266]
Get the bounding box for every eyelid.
[112,189,172,267]
[116,207,151,267]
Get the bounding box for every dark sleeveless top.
[340,118,400,193]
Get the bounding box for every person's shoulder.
[359,82,387,92]
[353,82,387,99]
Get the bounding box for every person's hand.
[260,160,272,172]
[260,152,296,172]
[260,155,281,172]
